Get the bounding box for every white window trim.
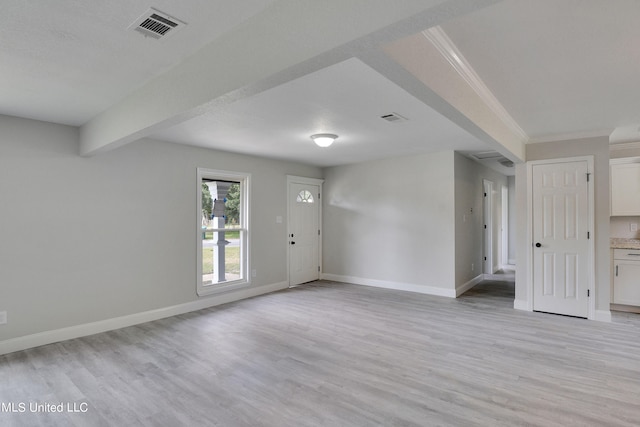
[197,168,251,297]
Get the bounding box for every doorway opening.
[483,179,494,274]
[501,185,509,268]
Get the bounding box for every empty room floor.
[1,279,640,426]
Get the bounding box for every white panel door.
[289,183,320,286]
[532,161,590,318]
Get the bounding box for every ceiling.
[440,0,640,143]
[154,58,488,167]
[2,0,639,172]
[0,0,277,125]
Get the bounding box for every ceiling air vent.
[380,112,408,123]
[129,8,186,40]
[471,151,502,160]
[499,158,515,168]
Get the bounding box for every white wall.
[454,153,508,290]
[610,216,640,239]
[507,175,516,264]
[515,162,528,305]
[0,115,321,344]
[322,151,456,295]
[515,136,610,316]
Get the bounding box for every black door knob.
[535,242,542,248]
[291,241,296,245]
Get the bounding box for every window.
[197,168,250,296]
[296,190,314,203]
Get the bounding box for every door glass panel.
[296,190,314,203]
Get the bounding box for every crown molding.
[422,26,528,143]
[527,129,611,144]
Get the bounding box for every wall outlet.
[631,223,638,232]
[0,311,7,325]
[251,269,257,278]
[471,263,474,272]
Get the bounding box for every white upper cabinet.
[611,158,640,216]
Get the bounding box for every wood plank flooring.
[1,278,640,426]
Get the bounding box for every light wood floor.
[2,278,640,426]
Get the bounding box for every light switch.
[631,223,638,232]
[276,216,283,224]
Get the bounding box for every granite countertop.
[611,238,640,249]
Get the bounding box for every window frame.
[196,168,250,296]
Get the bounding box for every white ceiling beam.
[381,26,525,162]
[358,49,518,161]
[79,0,501,156]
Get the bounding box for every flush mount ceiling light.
[310,133,338,148]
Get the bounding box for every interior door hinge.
[318,229,320,235]
[586,172,591,182]
[587,289,590,297]
[318,266,320,272]
[587,231,590,239]
[484,192,487,197]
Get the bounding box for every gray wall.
[322,151,456,292]
[515,136,610,314]
[454,153,508,289]
[610,146,640,160]
[0,115,321,341]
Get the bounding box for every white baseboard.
[508,259,516,266]
[321,274,456,298]
[594,309,612,323]
[455,274,484,297]
[513,299,530,311]
[0,281,288,356]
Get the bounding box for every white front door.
[289,182,320,286]
[532,160,590,318]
